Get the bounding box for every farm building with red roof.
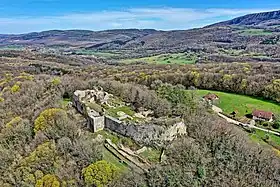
[252,110,274,122]
[203,93,219,101]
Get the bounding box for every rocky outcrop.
[161,121,186,141]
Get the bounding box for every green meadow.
[122,53,197,64]
[0,45,24,50]
[237,29,274,36]
[195,90,280,117]
[74,49,119,58]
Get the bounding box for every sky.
[1,0,280,34]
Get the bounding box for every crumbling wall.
[161,121,186,141]
[73,90,105,132]
[87,116,105,132]
[73,89,187,144]
[73,91,85,114]
[104,116,186,145]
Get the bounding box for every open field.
[255,129,280,146]
[250,129,280,149]
[74,49,120,58]
[0,45,24,50]
[122,53,197,64]
[195,90,280,150]
[195,90,280,118]
[237,29,274,36]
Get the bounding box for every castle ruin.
[72,87,186,145]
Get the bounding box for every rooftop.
[203,93,219,101]
[252,110,274,120]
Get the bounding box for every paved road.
[212,106,280,136]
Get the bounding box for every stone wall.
[105,115,186,145]
[73,90,105,132]
[73,89,187,144]
[73,91,85,114]
[161,121,186,141]
[87,116,105,132]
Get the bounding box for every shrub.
[5,116,23,128]
[261,121,271,127]
[11,83,20,93]
[35,174,60,187]
[1,118,32,151]
[272,121,280,129]
[34,108,67,133]
[197,166,206,179]
[19,141,57,169]
[34,170,44,180]
[82,160,119,187]
[51,78,61,86]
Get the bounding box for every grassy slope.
[238,29,274,36]
[249,129,280,152]
[102,147,128,171]
[249,130,280,154]
[139,149,161,163]
[196,90,280,117]
[195,89,280,151]
[254,129,280,146]
[75,49,119,58]
[122,53,197,64]
[0,45,24,50]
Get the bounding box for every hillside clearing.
[122,53,197,64]
[237,29,274,36]
[74,49,120,58]
[195,90,280,118]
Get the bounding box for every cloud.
[0,7,277,34]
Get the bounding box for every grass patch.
[122,52,197,64]
[94,130,140,150]
[0,45,24,51]
[106,106,135,118]
[60,98,71,108]
[195,90,280,118]
[237,29,274,36]
[94,130,121,145]
[86,102,104,114]
[102,147,128,171]
[218,49,244,56]
[253,129,280,147]
[139,148,161,163]
[106,106,145,123]
[249,133,268,146]
[74,49,119,58]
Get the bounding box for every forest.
[0,49,280,187]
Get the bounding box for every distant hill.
[0,29,160,47]
[0,26,248,50]
[2,10,280,49]
[210,10,280,27]
[2,10,280,64]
